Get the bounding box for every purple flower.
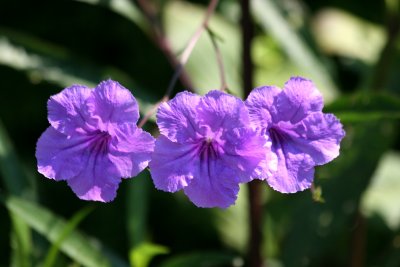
[149,90,276,208]
[245,77,345,193]
[36,80,155,202]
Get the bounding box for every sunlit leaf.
[129,242,169,267]
[312,8,385,64]
[361,151,400,230]
[251,0,338,102]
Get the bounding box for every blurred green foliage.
[0,0,400,267]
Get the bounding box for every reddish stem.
[241,0,264,266]
[137,0,220,128]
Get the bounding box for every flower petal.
[36,127,96,180]
[183,158,240,208]
[245,86,281,129]
[87,80,139,132]
[47,85,93,135]
[67,152,121,202]
[276,77,323,123]
[108,124,155,178]
[149,135,197,192]
[290,112,345,165]
[221,127,277,182]
[266,129,315,193]
[197,90,250,131]
[156,91,201,142]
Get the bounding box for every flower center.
[88,130,111,155]
[198,137,219,161]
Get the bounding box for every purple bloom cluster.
[36,80,155,202]
[36,76,344,207]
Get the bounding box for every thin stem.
[242,0,254,97]
[207,27,228,91]
[180,0,219,65]
[350,211,366,267]
[138,0,220,128]
[137,0,195,92]
[241,0,264,266]
[137,96,168,128]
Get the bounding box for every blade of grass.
[42,205,95,267]
[1,195,129,267]
[9,213,31,267]
[0,118,35,267]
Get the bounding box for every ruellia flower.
[245,77,345,193]
[149,90,276,208]
[36,80,155,202]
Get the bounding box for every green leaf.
[251,0,338,102]
[159,252,239,267]
[214,185,249,253]
[129,243,169,267]
[126,172,150,248]
[1,195,129,267]
[312,8,385,64]
[325,92,400,122]
[42,205,95,267]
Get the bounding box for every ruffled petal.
[149,135,197,192]
[275,77,323,123]
[47,85,93,135]
[156,91,201,142]
[266,129,315,193]
[183,157,240,209]
[36,127,90,180]
[86,80,139,132]
[108,124,155,178]
[67,152,120,202]
[290,112,345,165]
[245,86,281,128]
[220,127,277,182]
[197,90,250,132]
